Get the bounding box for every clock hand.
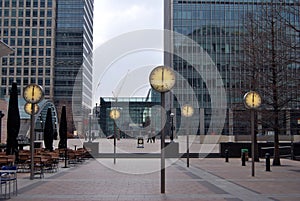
[32,86,35,101]
[252,93,254,107]
[162,69,165,88]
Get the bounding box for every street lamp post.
[170,112,174,142]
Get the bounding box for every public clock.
[181,104,194,117]
[23,84,44,104]
[149,66,176,92]
[244,91,262,109]
[110,109,120,120]
[24,102,39,115]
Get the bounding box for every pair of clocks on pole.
[23,84,44,115]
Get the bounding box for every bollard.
[225,149,229,163]
[265,153,271,171]
[242,152,246,166]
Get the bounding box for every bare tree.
[241,1,300,166]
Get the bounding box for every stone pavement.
[6,157,300,201]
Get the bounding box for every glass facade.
[169,0,300,135]
[54,0,93,135]
[98,97,160,138]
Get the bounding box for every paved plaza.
[7,156,300,201]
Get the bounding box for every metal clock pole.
[161,92,165,194]
[30,103,35,180]
[251,109,255,177]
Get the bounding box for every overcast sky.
[92,0,164,102]
[93,0,163,47]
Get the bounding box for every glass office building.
[54,0,94,135]
[0,0,94,136]
[166,0,300,135]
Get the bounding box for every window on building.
[32,28,37,36]
[2,58,7,65]
[46,48,51,56]
[11,9,16,17]
[39,38,44,46]
[23,77,28,85]
[17,38,22,46]
[38,68,43,75]
[2,68,7,75]
[11,19,16,26]
[24,68,29,76]
[38,78,43,85]
[24,48,29,56]
[38,58,44,66]
[26,9,31,17]
[16,58,22,65]
[39,29,44,36]
[18,9,23,17]
[25,19,30,26]
[33,0,38,7]
[30,78,36,84]
[18,28,23,36]
[31,58,36,66]
[25,38,30,46]
[16,68,21,75]
[32,38,37,46]
[19,0,24,7]
[39,48,44,56]
[47,10,52,17]
[10,29,16,36]
[45,78,50,85]
[10,38,15,46]
[47,20,51,27]
[45,68,50,76]
[4,19,9,26]
[40,19,45,27]
[31,48,36,56]
[1,78,7,85]
[26,1,31,7]
[31,68,36,76]
[9,67,14,76]
[40,10,45,17]
[9,58,14,65]
[25,28,30,36]
[4,0,10,7]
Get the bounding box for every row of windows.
[2,38,52,48]
[0,0,52,8]
[0,18,52,27]
[1,67,51,76]
[0,87,51,97]
[1,57,52,66]
[0,9,52,18]
[1,77,51,86]
[1,28,52,38]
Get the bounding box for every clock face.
[23,84,44,104]
[24,102,39,115]
[110,109,120,120]
[149,66,175,92]
[244,91,262,109]
[181,104,194,117]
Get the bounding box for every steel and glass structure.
[166,0,300,135]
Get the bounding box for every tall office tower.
[166,0,300,135]
[54,0,94,136]
[0,0,56,99]
[0,0,93,136]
